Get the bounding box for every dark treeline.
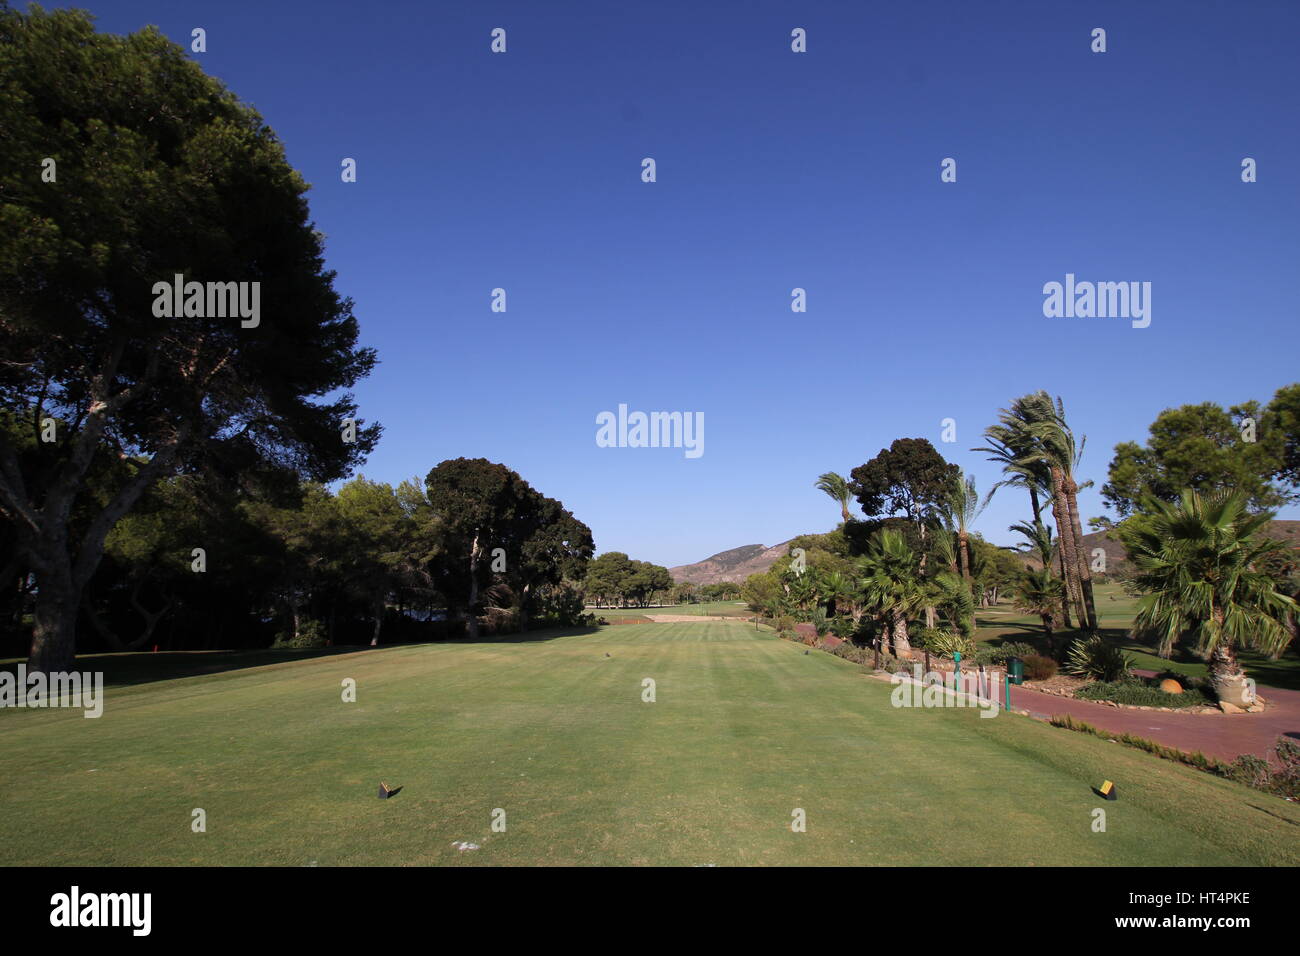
[0,447,596,658]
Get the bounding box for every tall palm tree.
[860,529,928,657]
[976,397,1074,629]
[1121,490,1297,705]
[815,472,854,524]
[943,472,991,581]
[1023,394,1098,631]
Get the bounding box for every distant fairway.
[2,621,1297,866]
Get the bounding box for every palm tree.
[1009,519,1054,569]
[1121,490,1297,706]
[815,472,854,524]
[931,569,975,636]
[822,569,858,624]
[943,472,991,581]
[860,529,928,657]
[1012,566,1064,649]
[1023,394,1098,631]
[931,523,959,574]
[976,397,1075,629]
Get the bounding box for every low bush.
[918,629,974,659]
[1272,737,1300,801]
[972,641,1040,667]
[1066,635,1133,682]
[1074,678,1210,709]
[1226,754,1272,790]
[1022,654,1058,681]
[272,618,327,649]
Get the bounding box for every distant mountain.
[669,542,792,585]
[1029,519,1300,572]
[675,520,1300,585]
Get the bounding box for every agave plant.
[923,628,976,659]
[1065,635,1133,683]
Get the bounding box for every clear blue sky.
[69,0,1300,566]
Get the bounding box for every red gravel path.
[1006,681,1300,762]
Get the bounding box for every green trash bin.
[1008,657,1025,685]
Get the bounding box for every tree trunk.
[1056,547,1073,629]
[891,608,911,658]
[29,562,79,673]
[958,529,970,580]
[466,531,481,639]
[1064,478,1098,631]
[370,595,384,646]
[1209,640,1252,707]
[1048,467,1085,629]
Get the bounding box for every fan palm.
[815,472,854,525]
[860,529,928,657]
[1121,490,1297,705]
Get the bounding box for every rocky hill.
[669,542,792,585]
[674,520,1300,583]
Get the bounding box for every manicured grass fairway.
[2,621,1298,866]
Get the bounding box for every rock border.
[1023,682,1267,715]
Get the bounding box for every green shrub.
[830,642,870,666]
[1074,678,1210,709]
[272,618,327,649]
[810,607,829,636]
[1022,654,1058,681]
[829,615,856,639]
[919,629,974,659]
[972,641,1039,667]
[1066,635,1133,682]
[1271,736,1300,801]
[1226,754,1272,789]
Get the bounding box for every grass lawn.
[588,600,751,618]
[975,580,1300,690]
[2,621,1297,866]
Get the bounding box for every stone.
[1218,701,1244,715]
[1158,678,1183,694]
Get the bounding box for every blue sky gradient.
[66,1,1300,566]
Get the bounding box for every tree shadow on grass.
[0,625,624,690]
[0,645,366,689]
